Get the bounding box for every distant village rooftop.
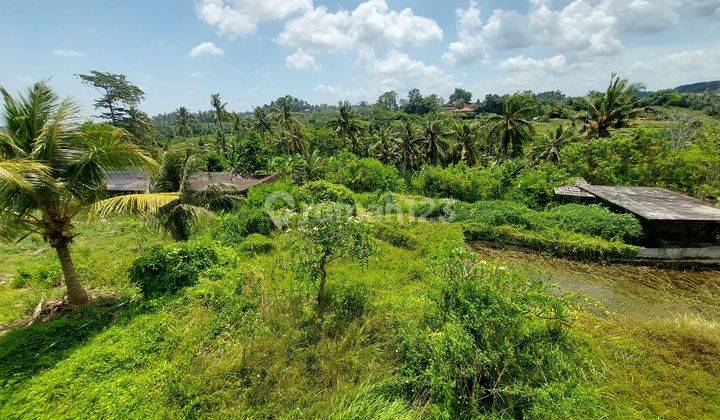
[104,172,277,194]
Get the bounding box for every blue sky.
[1,0,719,116]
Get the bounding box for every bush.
[508,165,569,208]
[395,250,578,417]
[462,223,639,260]
[371,222,418,250]
[217,206,275,244]
[545,204,643,241]
[294,180,356,207]
[12,262,63,289]
[412,163,502,202]
[129,242,219,297]
[453,200,545,230]
[238,233,275,254]
[325,152,404,192]
[246,179,295,209]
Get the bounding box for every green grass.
[0,217,718,418]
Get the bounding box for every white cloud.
[600,0,680,33]
[348,0,443,48]
[52,49,86,58]
[482,9,530,49]
[365,50,457,94]
[314,84,341,95]
[196,0,312,38]
[277,7,353,52]
[445,0,693,67]
[188,42,224,58]
[498,55,569,74]
[442,1,489,65]
[277,0,443,52]
[285,49,321,71]
[190,70,203,79]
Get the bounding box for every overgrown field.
[1,215,718,418]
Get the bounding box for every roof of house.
[555,180,720,221]
[104,172,277,193]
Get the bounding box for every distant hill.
[674,81,720,94]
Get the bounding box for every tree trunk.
[317,261,328,315]
[55,244,88,305]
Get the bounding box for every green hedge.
[129,242,219,297]
[545,204,643,242]
[324,152,404,192]
[412,163,502,202]
[462,222,639,260]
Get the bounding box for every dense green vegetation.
[1,72,719,418]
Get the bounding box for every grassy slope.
[0,219,718,418]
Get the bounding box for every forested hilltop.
[1,72,719,418]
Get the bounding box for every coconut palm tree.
[175,106,194,137]
[252,107,272,143]
[329,103,365,156]
[486,93,536,158]
[370,125,397,164]
[582,73,643,138]
[272,98,304,155]
[149,146,240,241]
[0,82,173,305]
[393,120,419,173]
[210,93,228,157]
[527,125,575,164]
[421,116,448,166]
[449,121,481,166]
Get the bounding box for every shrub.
[412,163,502,202]
[294,180,356,207]
[217,206,275,244]
[462,223,639,260]
[508,165,569,208]
[12,262,63,289]
[238,233,275,254]
[545,204,643,241]
[246,179,295,209]
[363,192,456,221]
[325,152,404,192]
[395,250,577,417]
[371,222,418,250]
[128,242,219,297]
[452,200,545,229]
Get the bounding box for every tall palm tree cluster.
[0,74,642,305]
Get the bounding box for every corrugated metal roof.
[579,185,720,221]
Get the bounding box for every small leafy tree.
[291,203,373,313]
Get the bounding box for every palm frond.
[89,192,180,217]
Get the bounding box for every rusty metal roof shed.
[579,185,720,221]
[555,180,720,222]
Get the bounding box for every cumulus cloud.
[444,0,696,67]
[52,49,86,58]
[277,7,353,52]
[314,84,341,95]
[277,0,443,52]
[196,0,311,38]
[442,1,489,65]
[365,50,457,94]
[188,42,224,58]
[285,49,321,71]
[482,9,531,49]
[498,55,569,74]
[628,47,720,88]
